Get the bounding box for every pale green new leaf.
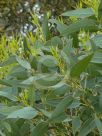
[0,106,22,116]
[98,0,102,19]
[61,19,97,36]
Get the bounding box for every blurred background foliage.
[0,0,77,35]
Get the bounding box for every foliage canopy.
[0,0,102,135]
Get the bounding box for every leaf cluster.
[0,1,102,135]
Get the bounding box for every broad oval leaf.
[7,107,38,119]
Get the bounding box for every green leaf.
[91,52,102,64]
[91,35,102,48]
[16,56,31,70]
[9,65,29,79]
[69,99,80,109]
[40,109,52,118]
[31,122,48,136]
[0,79,21,86]
[7,107,38,119]
[45,36,63,48]
[0,79,27,88]
[98,0,102,19]
[0,87,18,101]
[70,53,93,77]
[95,115,102,135]
[19,121,30,136]
[72,116,81,135]
[21,76,40,85]
[62,8,94,18]
[28,86,35,106]
[42,14,50,40]
[39,55,57,68]
[51,36,63,47]
[49,19,68,34]
[51,82,69,95]
[33,74,62,89]
[78,118,96,136]
[51,112,68,123]
[0,106,22,116]
[99,91,102,110]
[61,19,97,36]
[23,37,31,53]
[0,55,16,67]
[50,96,73,122]
[2,121,11,133]
[50,19,97,37]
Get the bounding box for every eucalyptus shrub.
[0,0,102,136]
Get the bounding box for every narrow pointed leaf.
[42,14,50,40]
[78,118,96,136]
[50,96,73,121]
[70,53,93,77]
[62,8,94,18]
[98,0,102,19]
[95,115,102,135]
